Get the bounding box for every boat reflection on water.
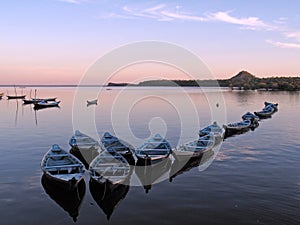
[89,169,132,220]
[135,157,172,194]
[169,140,223,182]
[41,174,86,222]
[34,105,60,111]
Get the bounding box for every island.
[108,71,300,91]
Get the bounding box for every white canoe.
[173,133,215,159]
[199,121,224,138]
[223,119,252,131]
[34,100,60,108]
[89,151,130,185]
[41,144,85,187]
[69,130,101,150]
[87,99,98,105]
[134,134,172,162]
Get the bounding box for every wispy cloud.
[266,40,300,49]
[57,0,85,4]
[284,31,300,41]
[208,11,275,30]
[118,5,274,31]
[119,4,209,22]
[160,11,208,22]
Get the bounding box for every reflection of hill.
[89,178,130,220]
[41,174,86,222]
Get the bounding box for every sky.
[1,0,300,84]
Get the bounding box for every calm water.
[0,87,299,225]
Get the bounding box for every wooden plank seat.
[44,164,82,169]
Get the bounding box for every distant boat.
[41,144,85,190]
[41,174,86,222]
[87,99,98,105]
[7,86,26,99]
[89,151,131,185]
[254,105,275,118]
[7,95,26,99]
[34,100,60,109]
[242,112,260,122]
[172,133,215,159]
[223,119,252,131]
[69,130,101,168]
[101,132,135,165]
[264,101,278,110]
[199,121,223,137]
[0,92,4,97]
[23,97,57,104]
[134,134,172,165]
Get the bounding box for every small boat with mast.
[7,86,26,99]
[23,89,57,104]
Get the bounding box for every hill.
[108,70,300,91]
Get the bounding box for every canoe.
[34,100,60,109]
[7,95,26,99]
[264,101,278,110]
[89,151,131,185]
[87,99,98,105]
[41,174,86,222]
[172,133,215,159]
[242,112,260,122]
[24,97,57,104]
[199,121,223,137]
[70,130,101,150]
[101,132,135,165]
[41,144,85,189]
[69,130,101,168]
[134,134,171,165]
[23,99,37,104]
[223,119,252,131]
[199,121,224,144]
[32,97,57,102]
[254,105,275,118]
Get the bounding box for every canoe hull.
[43,171,84,191]
[7,95,26,99]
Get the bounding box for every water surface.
[0,87,299,225]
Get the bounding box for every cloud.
[266,40,300,49]
[120,4,210,22]
[207,11,275,30]
[57,0,85,4]
[119,5,274,31]
[274,17,288,25]
[160,11,208,22]
[285,31,300,41]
